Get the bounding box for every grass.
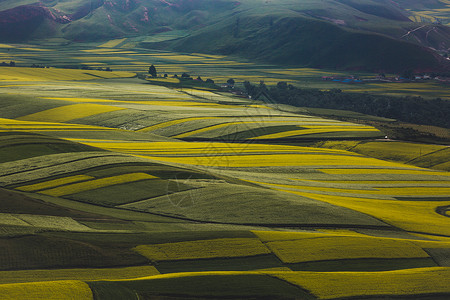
[134,238,271,261]
[88,273,309,300]
[0,234,149,270]
[0,266,159,284]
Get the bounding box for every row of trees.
[244,81,450,129]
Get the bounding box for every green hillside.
[169,14,443,72]
[0,0,449,72]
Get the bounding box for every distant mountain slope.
[167,14,444,72]
[0,0,449,71]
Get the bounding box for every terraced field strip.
[262,235,429,263]
[0,280,93,300]
[138,117,223,132]
[0,214,93,231]
[0,67,135,81]
[274,267,450,299]
[250,180,450,197]
[134,238,271,261]
[76,141,354,156]
[0,118,116,132]
[97,38,127,48]
[320,168,450,176]
[297,179,450,186]
[39,173,158,197]
[16,104,126,123]
[0,266,159,284]
[136,153,420,168]
[15,175,94,192]
[0,152,155,186]
[251,125,381,139]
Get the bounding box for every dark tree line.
[244,81,450,129]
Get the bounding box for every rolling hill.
[0,66,448,299]
[0,0,449,72]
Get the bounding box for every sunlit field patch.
[275,267,450,299]
[280,191,450,235]
[134,238,271,261]
[0,280,93,300]
[265,236,429,263]
[98,38,127,48]
[16,104,126,123]
[0,67,135,81]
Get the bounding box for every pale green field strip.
[39,173,158,197]
[279,191,450,236]
[0,280,93,300]
[0,153,152,186]
[0,214,92,231]
[274,267,450,299]
[16,175,94,192]
[0,266,159,284]
[0,152,119,177]
[16,104,126,123]
[134,238,271,261]
[264,235,429,263]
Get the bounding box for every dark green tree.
[227,78,235,86]
[148,64,157,77]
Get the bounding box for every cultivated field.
[0,42,449,299]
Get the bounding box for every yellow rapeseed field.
[16,175,94,192]
[98,38,128,48]
[281,191,450,236]
[0,67,135,81]
[320,168,450,176]
[40,173,157,197]
[274,267,450,299]
[265,236,429,263]
[134,238,271,261]
[0,280,93,300]
[16,104,126,123]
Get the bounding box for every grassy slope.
[170,13,443,72]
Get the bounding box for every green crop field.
[0,41,449,299]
